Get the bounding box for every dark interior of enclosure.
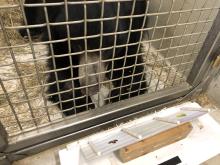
[0,0,219,138]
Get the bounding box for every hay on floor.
[0,0,184,136]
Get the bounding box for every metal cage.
[0,0,220,164]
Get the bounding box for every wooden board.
[115,122,193,163]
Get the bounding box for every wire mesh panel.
[0,0,219,140]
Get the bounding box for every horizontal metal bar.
[1,2,217,16]
[3,15,214,30]
[0,30,207,51]
[5,83,191,161]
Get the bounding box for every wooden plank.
[115,122,193,163]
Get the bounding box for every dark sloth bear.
[19,0,148,116]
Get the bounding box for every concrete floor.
[201,111,220,165]
[12,143,68,165]
[202,154,220,165]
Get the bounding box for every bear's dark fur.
[19,0,148,116]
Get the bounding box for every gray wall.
[147,0,220,76]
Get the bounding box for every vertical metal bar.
[98,0,105,106]
[18,0,51,122]
[119,0,136,100]
[172,0,216,85]
[187,8,220,86]
[83,2,89,111]
[64,0,77,115]
[42,0,64,116]
[128,0,150,98]
[144,0,163,89]
[170,0,203,85]
[109,1,120,101]
[136,0,150,95]
[163,0,197,87]
[150,0,176,91]
[0,17,37,126]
